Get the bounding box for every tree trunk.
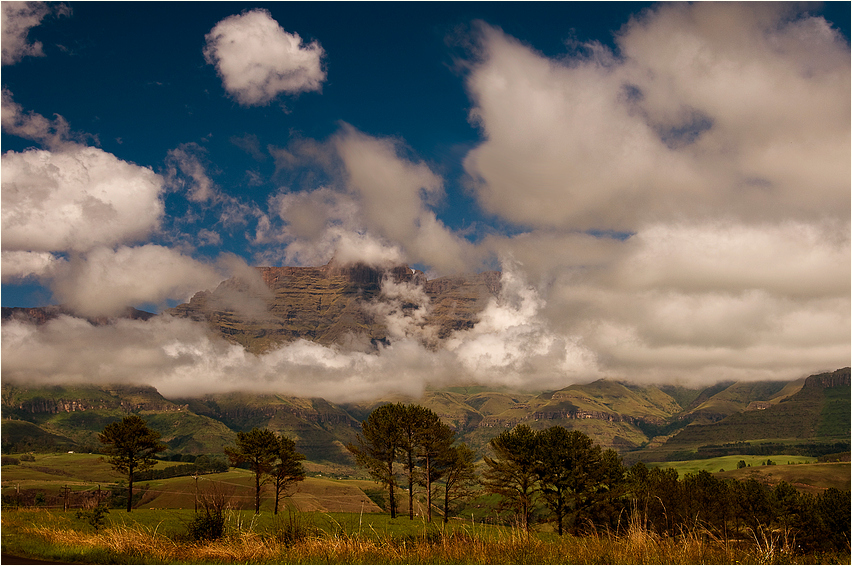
[407,449,414,519]
[387,458,396,519]
[443,482,450,525]
[425,454,432,522]
[127,468,134,513]
[274,480,280,515]
[254,469,261,514]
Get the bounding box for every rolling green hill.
[628,368,850,463]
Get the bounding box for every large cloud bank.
[2,3,848,401]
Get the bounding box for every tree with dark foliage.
[347,403,405,518]
[482,424,540,533]
[435,442,478,524]
[272,433,306,515]
[224,427,279,514]
[98,415,167,512]
[415,407,455,522]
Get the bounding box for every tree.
[224,428,279,514]
[98,415,167,512]
[482,424,539,532]
[347,403,405,518]
[399,404,425,520]
[414,407,455,522]
[272,434,306,515]
[534,427,607,535]
[435,443,478,524]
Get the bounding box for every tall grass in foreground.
[3,509,849,565]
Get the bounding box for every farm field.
[5,452,850,510]
[1,454,389,514]
[651,455,850,495]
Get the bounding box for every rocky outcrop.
[1,305,155,326]
[166,261,501,353]
[803,367,850,389]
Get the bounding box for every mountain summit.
[166,262,501,353]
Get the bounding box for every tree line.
[347,407,849,552]
[94,411,850,553]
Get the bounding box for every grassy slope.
[637,380,850,462]
[716,462,851,494]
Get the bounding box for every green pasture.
[3,507,511,545]
[653,454,816,476]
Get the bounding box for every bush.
[76,504,110,531]
[186,480,232,541]
[270,507,319,545]
[1,456,20,466]
[186,510,226,541]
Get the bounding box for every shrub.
[186,510,226,541]
[76,503,110,531]
[270,507,318,545]
[186,480,232,541]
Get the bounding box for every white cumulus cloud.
[204,8,326,106]
[463,3,850,231]
[1,146,164,255]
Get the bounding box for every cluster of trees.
[224,427,306,515]
[98,416,305,515]
[483,423,623,535]
[624,464,850,553]
[346,403,477,523]
[350,411,849,553]
[93,411,852,553]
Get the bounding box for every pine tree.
[347,403,405,518]
[535,426,604,535]
[272,433,306,515]
[98,415,167,512]
[435,443,477,524]
[482,424,539,532]
[414,407,455,522]
[224,428,279,514]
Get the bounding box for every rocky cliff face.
[4,384,186,416]
[166,261,501,353]
[1,305,155,326]
[803,367,850,389]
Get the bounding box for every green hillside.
[629,368,850,462]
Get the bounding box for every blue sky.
[1,2,849,399]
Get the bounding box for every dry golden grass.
[5,509,848,564]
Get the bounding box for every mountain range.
[2,262,848,465]
[2,368,848,465]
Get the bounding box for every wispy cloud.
[1,1,70,65]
